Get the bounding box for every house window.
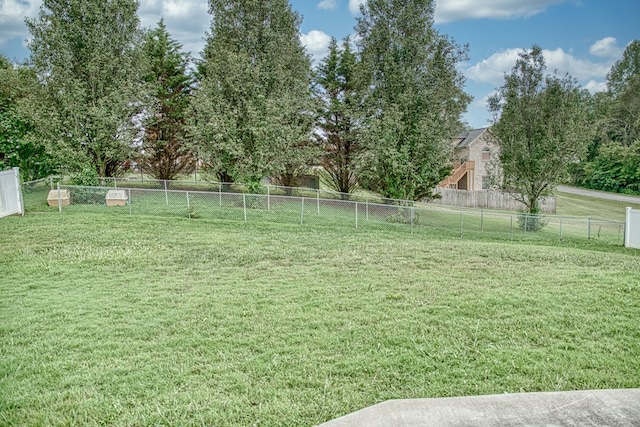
[481,147,491,161]
[482,175,491,190]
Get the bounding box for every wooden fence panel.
[432,188,556,213]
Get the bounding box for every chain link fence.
[21,177,626,246]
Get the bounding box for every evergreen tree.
[315,37,361,196]
[140,19,194,181]
[25,0,145,177]
[355,0,471,201]
[189,0,317,190]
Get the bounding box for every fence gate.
[0,167,24,218]
[626,207,640,249]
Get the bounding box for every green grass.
[1,210,639,426]
[22,182,628,247]
[554,191,640,221]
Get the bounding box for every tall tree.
[606,40,640,98]
[139,19,194,181]
[488,45,592,217]
[0,56,54,180]
[570,41,640,193]
[189,0,317,190]
[355,0,471,201]
[604,41,640,147]
[315,37,361,195]
[25,0,145,177]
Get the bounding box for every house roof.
[454,127,490,149]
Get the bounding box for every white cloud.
[589,37,622,58]
[466,48,521,85]
[583,79,607,93]
[138,0,210,57]
[543,47,611,81]
[435,0,566,23]
[0,0,41,45]
[349,0,366,15]
[0,1,209,59]
[300,30,332,63]
[466,47,613,87]
[318,0,338,11]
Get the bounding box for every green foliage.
[244,179,264,195]
[606,40,640,98]
[69,167,100,187]
[69,167,102,204]
[186,193,200,218]
[25,0,146,177]
[0,56,54,180]
[315,37,361,195]
[189,0,317,185]
[489,45,593,216]
[606,75,640,146]
[581,141,640,194]
[517,213,547,232]
[355,0,471,201]
[139,19,194,181]
[569,41,640,193]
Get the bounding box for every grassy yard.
[554,191,640,221]
[21,182,629,247]
[1,210,639,426]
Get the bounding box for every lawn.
[1,210,639,426]
[554,191,640,221]
[21,181,629,247]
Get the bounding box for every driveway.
[556,185,640,204]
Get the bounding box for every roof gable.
[454,127,490,148]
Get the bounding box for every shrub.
[69,168,103,204]
[518,213,547,232]
[386,207,417,224]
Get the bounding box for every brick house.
[438,127,499,191]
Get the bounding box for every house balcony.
[438,161,475,190]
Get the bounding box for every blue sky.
[1,0,638,128]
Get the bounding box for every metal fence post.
[355,202,358,229]
[186,191,191,218]
[588,217,592,239]
[243,194,247,222]
[366,198,369,221]
[57,182,62,214]
[164,180,169,206]
[480,210,484,232]
[128,188,132,215]
[301,197,305,224]
[411,206,415,233]
[459,211,463,237]
[267,185,271,210]
[317,190,320,215]
[219,182,222,207]
[510,215,513,241]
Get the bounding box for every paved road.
[556,185,640,204]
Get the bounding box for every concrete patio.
[318,388,640,426]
